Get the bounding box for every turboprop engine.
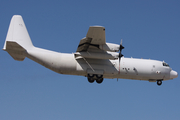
[99,43,119,52]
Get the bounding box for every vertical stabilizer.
[3,15,34,61]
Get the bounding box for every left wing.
[75,26,119,60]
[76,26,106,52]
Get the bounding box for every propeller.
[118,39,124,63]
[117,39,124,74]
[118,39,124,74]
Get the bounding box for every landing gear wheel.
[96,78,103,84]
[96,74,103,79]
[157,80,162,86]
[88,77,95,83]
[87,74,95,83]
[88,74,95,78]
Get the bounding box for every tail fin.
[3,15,34,61]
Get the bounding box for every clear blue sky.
[0,0,180,120]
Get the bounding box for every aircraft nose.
[170,70,178,79]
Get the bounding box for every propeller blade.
[118,39,125,74]
[119,39,124,51]
[119,39,124,57]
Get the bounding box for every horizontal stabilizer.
[5,41,26,61]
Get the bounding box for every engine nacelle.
[99,43,119,52]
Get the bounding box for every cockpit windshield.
[162,62,170,67]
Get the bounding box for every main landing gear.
[157,80,162,86]
[87,74,104,84]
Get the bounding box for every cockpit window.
[162,62,170,67]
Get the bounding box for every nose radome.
[170,70,178,79]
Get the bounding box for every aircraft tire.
[88,77,95,83]
[96,74,103,79]
[88,74,95,78]
[157,80,162,86]
[96,78,103,84]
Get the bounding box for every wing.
[76,26,106,52]
[75,26,119,60]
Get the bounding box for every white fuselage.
[25,46,174,81]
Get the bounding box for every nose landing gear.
[157,80,162,86]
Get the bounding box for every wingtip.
[90,25,105,28]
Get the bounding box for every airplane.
[3,15,178,86]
